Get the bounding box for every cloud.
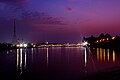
[67,7,72,11]
[0,0,27,5]
[20,11,66,25]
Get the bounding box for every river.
[0,47,120,80]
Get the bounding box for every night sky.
[0,0,120,43]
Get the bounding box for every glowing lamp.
[24,44,27,47]
[16,44,20,47]
[107,38,109,40]
[96,40,99,43]
[82,41,88,46]
[102,39,105,41]
[20,44,23,47]
[112,37,115,40]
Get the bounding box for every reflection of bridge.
[16,49,26,75]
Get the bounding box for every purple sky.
[0,0,120,43]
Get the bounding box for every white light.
[20,44,23,47]
[82,42,88,46]
[33,45,36,47]
[85,48,87,67]
[24,44,27,47]
[17,44,20,47]
[83,42,88,45]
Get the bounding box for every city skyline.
[0,0,120,43]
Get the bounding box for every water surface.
[0,47,120,80]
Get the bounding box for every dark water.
[0,47,120,80]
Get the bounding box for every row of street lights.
[96,36,116,43]
[16,43,27,48]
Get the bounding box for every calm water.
[0,47,120,80]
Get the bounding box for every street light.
[82,41,88,46]
[16,43,27,48]
[24,44,27,47]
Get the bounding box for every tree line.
[84,33,120,48]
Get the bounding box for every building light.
[24,44,27,47]
[96,40,99,43]
[82,41,88,46]
[17,44,20,47]
[33,45,36,47]
[102,39,105,41]
[17,43,27,48]
[112,37,115,40]
[107,38,109,41]
[20,44,23,47]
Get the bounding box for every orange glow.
[103,49,105,61]
[97,48,99,61]
[113,50,115,62]
[100,40,102,42]
[100,48,102,62]
[112,36,115,40]
[107,49,109,62]
[96,40,99,43]
[102,39,105,41]
[107,38,109,41]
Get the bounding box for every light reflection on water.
[0,47,120,80]
[90,47,120,76]
[96,48,116,63]
[113,50,115,62]
[107,49,110,62]
[16,49,27,75]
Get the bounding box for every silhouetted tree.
[105,33,112,38]
[98,33,105,39]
